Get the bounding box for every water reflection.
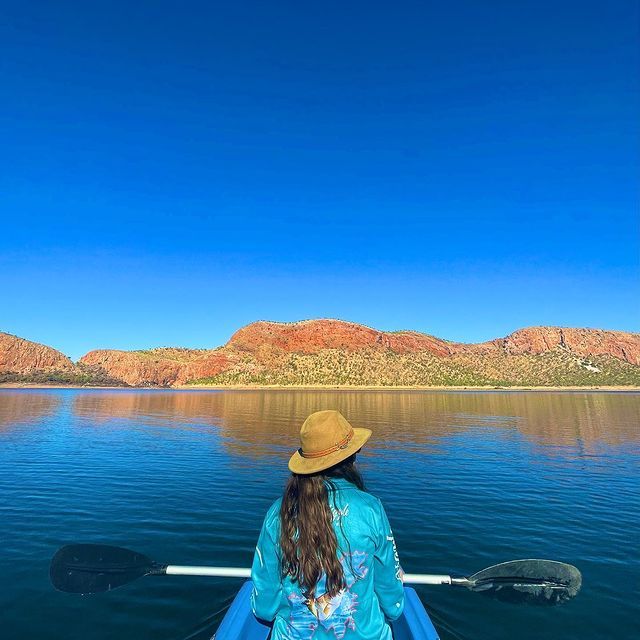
[72,390,226,425]
[1,389,638,640]
[0,391,62,431]
[63,390,640,457]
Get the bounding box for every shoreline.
[1,382,639,392]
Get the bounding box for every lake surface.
[1,389,638,640]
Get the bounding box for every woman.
[251,409,405,639]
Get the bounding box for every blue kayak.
[215,581,440,639]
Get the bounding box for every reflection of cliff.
[477,391,640,448]
[0,391,62,431]
[208,390,640,455]
[69,390,639,457]
[72,391,226,426]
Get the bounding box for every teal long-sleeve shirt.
[250,478,405,640]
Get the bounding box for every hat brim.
[288,427,372,475]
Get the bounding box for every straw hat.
[288,410,372,475]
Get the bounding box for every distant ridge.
[1,319,639,387]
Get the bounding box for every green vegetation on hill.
[188,348,640,387]
[0,364,128,386]
[133,347,208,362]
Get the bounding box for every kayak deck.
[214,581,440,639]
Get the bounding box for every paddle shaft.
[165,565,251,578]
[164,565,454,585]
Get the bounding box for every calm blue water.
[1,389,638,640]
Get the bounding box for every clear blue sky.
[2,1,638,360]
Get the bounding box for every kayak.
[214,580,440,639]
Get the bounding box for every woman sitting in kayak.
[251,410,405,639]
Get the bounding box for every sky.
[1,1,639,360]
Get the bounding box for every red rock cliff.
[228,319,455,356]
[4,320,639,387]
[227,320,640,366]
[490,327,640,365]
[79,350,186,386]
[0,332,74,373]
[79,348,233,386]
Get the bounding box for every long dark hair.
[279,454,365,598]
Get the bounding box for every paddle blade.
[467,559,582,605]
[50,544,162,594]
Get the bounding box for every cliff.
[0,332,74,374]
[229,319,456,356]
[2,320,639,387]
[229,321,640,365]
[0,332,127,386]
[76,320,640,386]
[494,327,640,365]
[79,347,233,387]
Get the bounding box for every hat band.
[300,429,354,459]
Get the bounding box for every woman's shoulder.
[356,489,385,514]
[261,497,282,529]
[266,496,282,517]
[336,487,390,536]
[336,481,385,514]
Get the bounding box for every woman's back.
[250,411,404,640]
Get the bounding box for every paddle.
[50,544,581,605]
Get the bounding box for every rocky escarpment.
[0,332,74,374]
[0,332,124,386]
[79,350,187,387]
[2,320,639,387]
[228,320,640,365]
[492,327,640,365]
[203,320,640,387]
[229,319,456,356]
[79,348,233,387]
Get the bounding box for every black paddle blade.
[466,559,582,605]
[50,544,164,594]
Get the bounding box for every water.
[1,389,638,640]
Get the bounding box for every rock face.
[2,320,639,387]
[79,348,233,387]
[229,320,640,365]
[181,352,233,383]
[229,319,456,356]
[79,350,186,387]
[0,332,74,373]
[494,327,640,365]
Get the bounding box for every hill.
[1,320,639,388]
